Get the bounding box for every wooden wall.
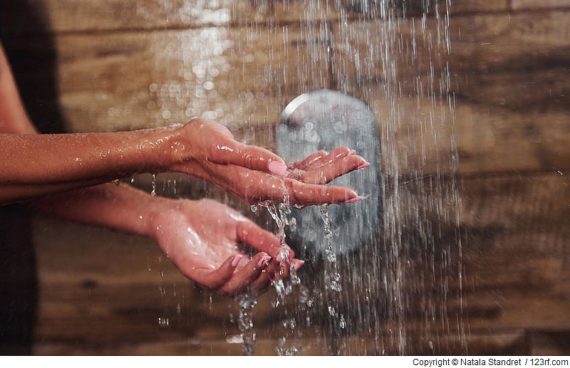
[0,0,569,355]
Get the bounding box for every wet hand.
[149,198,302,295]
[285,147,369,185]
[171,119,369,205]
[171,119,289,176]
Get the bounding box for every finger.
[194,255,241,289]
[314,147,354,167]
[207,163,360,206]
[268,257,305,281]
[243,176,359,205]
[237,142,289,175]
[236,220,295,259]
[250,267,272,293]
[291,259,305,271]
[273,258,291,280]
[210,140,288,176]
[303,154,369,184]
[288,150,328,170]
[282,258,305,279]
[287,180,359,205]
[219,252,271,295]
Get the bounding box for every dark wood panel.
[42,25,328,132]
[332,11,570,112]
[0,0,510,35]
[34,333,529,355]
[363,90,570,176]
[0,0,339,34]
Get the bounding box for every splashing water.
[259,191,305,355]
[237,293,257,356]
[144,0,464,356]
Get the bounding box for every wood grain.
[4,25,330,132]
[0,0,338,34]
[512,0,570,10]
[0,0,511,36]
[34,333,529,355]
[364,90,570,176]
[332,11,570,111]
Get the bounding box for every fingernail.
[292,259,305,270]
[268,161,288,177]
[358,161,370,169]
[346,196,363,204]
[257,255,271,268]
[231,255,242,267]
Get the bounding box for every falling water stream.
[146,0,465,355]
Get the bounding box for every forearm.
[0,178,106,204]
[1,43,182,203]
[0,129,179,186]
[33,182,168,237]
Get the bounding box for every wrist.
[136,125,185,172]
[144,199,189,240]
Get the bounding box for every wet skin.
[0,44,368,294]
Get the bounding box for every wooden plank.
[362,89,570,176]
[529,332,570,355]
[452,0,509,13]
[457,174,570,332]
[0,0,509,36]
[54,25,329,132]
[4,25,331,132]
[330,11,570,176]
[0,0,339,34]
[332,11,570,112]
[34,333,529,355]
[512,0,570,11]
[398,0,509,16]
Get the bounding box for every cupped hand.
[149,198,302,295]
[171,119,369,205]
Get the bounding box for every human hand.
[170,119,369,205]
[285,147,370,184]
[170,118,289,175]
[149,198,301,295]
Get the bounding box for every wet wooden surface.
[0,0,569,355]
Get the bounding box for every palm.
[151,199,295,294]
